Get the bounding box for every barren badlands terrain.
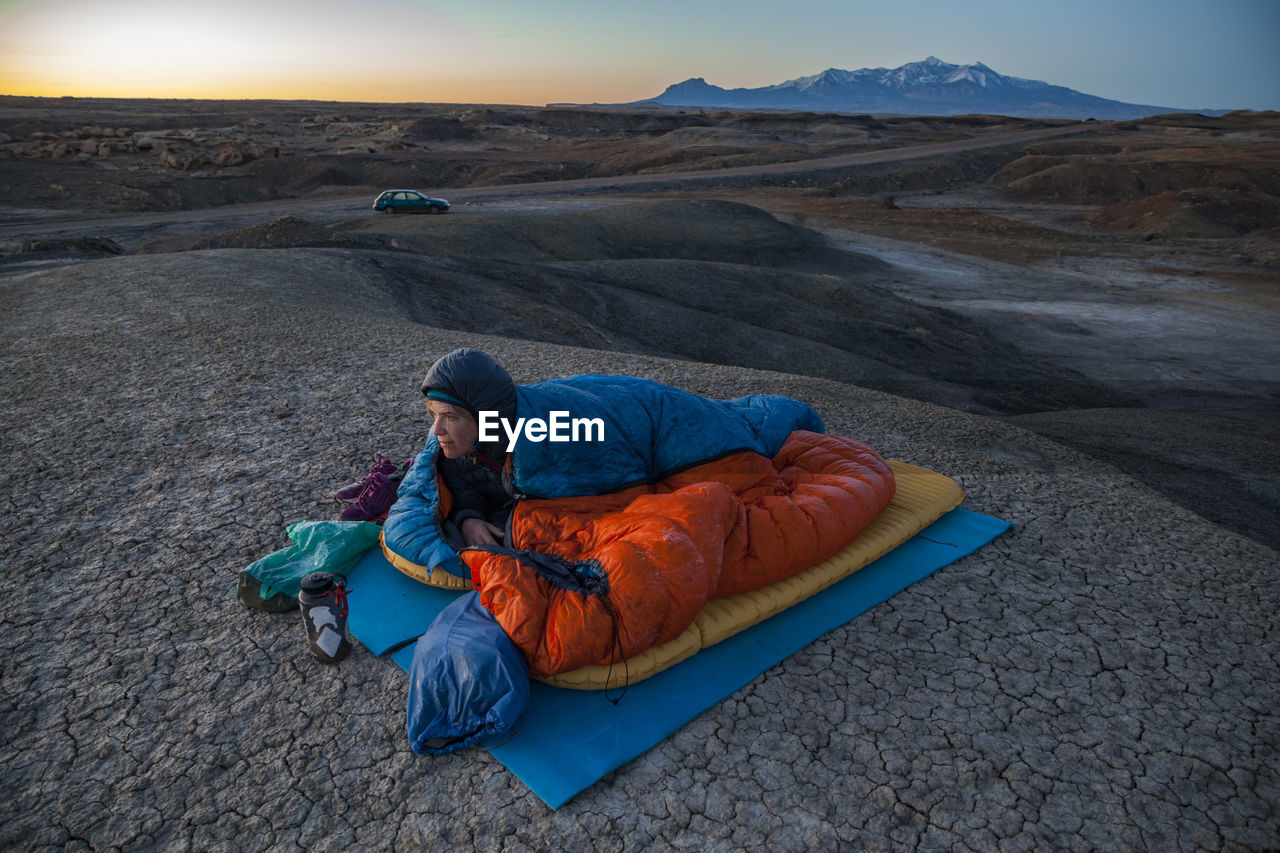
[3,98,1277,547]
[1,98,1277,849]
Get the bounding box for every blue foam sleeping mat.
[345,507,1011,809]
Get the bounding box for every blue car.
[373,190,450,214]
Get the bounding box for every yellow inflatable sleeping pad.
[382,532,474,591]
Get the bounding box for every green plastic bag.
[241,520,382,600]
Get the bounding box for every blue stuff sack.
[406,591,530,755]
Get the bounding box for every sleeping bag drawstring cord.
[598,592,629,705]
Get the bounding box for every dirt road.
[0,124,1088,240]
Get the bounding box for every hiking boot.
[338,471,399,523]
[237,571,298,613]
[335,454,413,503]
[335,454,398,503]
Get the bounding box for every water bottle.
[298,572,352,663]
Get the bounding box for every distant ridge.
[595,57,1226,119]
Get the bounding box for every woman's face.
[427,400,478,459]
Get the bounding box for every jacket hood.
[421,348,518,426]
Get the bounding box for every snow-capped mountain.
[641,57,1186,119]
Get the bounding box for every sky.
[1,0,1277,110]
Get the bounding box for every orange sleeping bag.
[460,431,895,677]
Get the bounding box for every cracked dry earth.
[1,249,1277,851]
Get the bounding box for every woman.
[420,348,518,548]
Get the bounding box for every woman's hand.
[460,518,505,547]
